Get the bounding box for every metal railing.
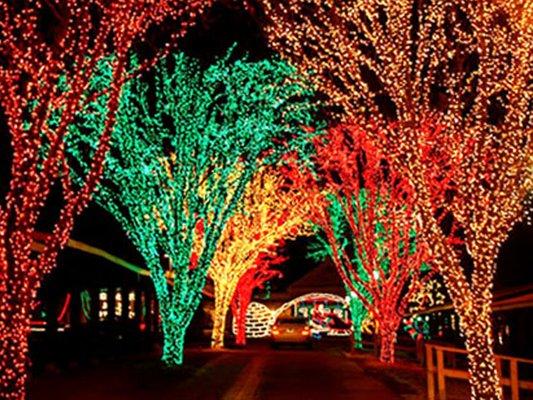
[426,343,533,400]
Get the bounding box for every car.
[271,317,313,349]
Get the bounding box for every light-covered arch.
[273,293,348,321]
[232,293,350,339]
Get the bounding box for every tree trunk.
[379,325,397,364]
[352,327,363,350]
[211,312,226,349]
[235,302,247,346]
[462,309,502,400]
[0,293,31,400]
[161,320,186,367]
[440,246,502,400]
[231,294,248,346]
[211,285,233,349]
[348,295,366,350]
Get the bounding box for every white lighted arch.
[232,292,350,339]
[231,301,275,338]
[273,293,348,321]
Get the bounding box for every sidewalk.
[344,349,471,400]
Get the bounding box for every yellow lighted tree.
[209,167,313,348]
[258,1,531,399]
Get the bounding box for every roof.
[270,259,345,300]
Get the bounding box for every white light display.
[232,293,352,339]
[231,302,274,339]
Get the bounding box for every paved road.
[221,348,402,400]
[30,346,406,399]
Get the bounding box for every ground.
[29,340,437,399]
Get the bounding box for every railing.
[426,343,533,400]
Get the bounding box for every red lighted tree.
[299,125,431,363]
[0,2,207,398]
[231,252,284,346]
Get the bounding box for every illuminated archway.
[273,293,348,320]
[232,293,352,339]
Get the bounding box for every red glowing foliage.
[231,251,285,346]
[195,219,205,238]
[189,253,199,271]
[292,124,432,363]
[0,2,209,398]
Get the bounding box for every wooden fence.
[426,343,533,400]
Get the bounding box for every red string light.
[231,252,285,347]
[292,124,432,363]
[0,2,209,398]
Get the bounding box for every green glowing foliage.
[69,49,318,366]
[347,291,367,349]
[308,207,371,349]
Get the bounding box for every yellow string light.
[209,167,313,348]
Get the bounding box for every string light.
[346,291,367,349]
[260,1,531,397]
[307,240,369,348]
[230,253,284,346]
[69,49,317,366]
[231,301,274,340]
[295,124,432,364]
[209,167,312,349]
[404,279,447,340]
[408,279,447,314]
[308,239,368,348]
[232,293,352,341]
[0,2,207,398]
[287,294,352,337]
[524,159,533,226]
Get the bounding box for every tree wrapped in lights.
[259,1,531,397]
[371,119,531,395]
[209,168,312,349]
[231,252,284,346]
[71,50,317,366]
[0,1,206,398]
[300,125,431,364]
[345,289,367,350]
[308,241,368,349]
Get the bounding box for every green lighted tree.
[308,241,368,349]
[69,50,317,366]
[346,291,367,349]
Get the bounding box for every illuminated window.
[98,290,108,321]
[140,293,146,322]
[128,291,136,319]
[115,289,123,318]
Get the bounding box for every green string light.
[308,224,370,349]
[309,188,428,352]
[346,289,367,349]
[68,49,318,366]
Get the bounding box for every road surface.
[30,345,412,399]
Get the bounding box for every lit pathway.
[30,345,409,399]
[220,348,402,400]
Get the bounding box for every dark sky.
[2,3,531,299]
